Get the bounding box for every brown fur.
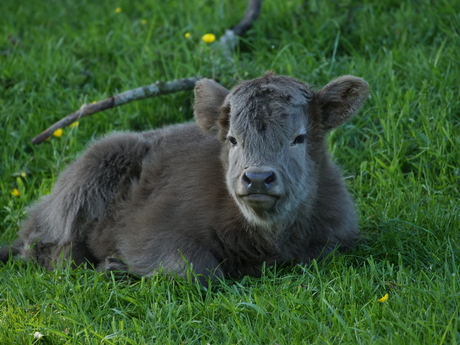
[0,73,369,281]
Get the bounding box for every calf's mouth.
[240,193,280,211]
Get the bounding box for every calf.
[0,72,368,281]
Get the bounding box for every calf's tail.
[0,244,21,263]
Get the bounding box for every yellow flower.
[202,33,216,43]
[69,121,79,128]
[92,101,97,104]
[377,293,389,302]
[11,189,20,197]
[141,19,147,25]
[184,32,191,39]
[115,7,122,13]
[53,128,63,137]
[20,172,26,178]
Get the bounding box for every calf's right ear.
[194,79,229,135]
[315,75,369,130]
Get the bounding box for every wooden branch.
[220,0,263,51]
[31,77,201,144]
[32,0,263,144]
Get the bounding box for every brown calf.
[0,72,369,281]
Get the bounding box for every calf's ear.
[194,79,229,135]
[315,76,369,130]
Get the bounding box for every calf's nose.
[242,170,277,194]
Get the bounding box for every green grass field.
[1,0,459,343]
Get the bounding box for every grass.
[1,0,459,343]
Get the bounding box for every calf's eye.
[228,136,238,146]
[292,135,306,145]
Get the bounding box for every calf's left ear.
[315,76,369,130]
[194,79,229,135]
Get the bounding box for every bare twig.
[32,0,263,144]
[31,77,201,144]
[220,0,263,52]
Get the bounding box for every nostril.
[242,170,277,192]
[242,173,252,186]
[264,171,276,185]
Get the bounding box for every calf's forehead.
[227,76,313,135]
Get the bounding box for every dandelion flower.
[202,33,216,43]
[184,32,191,39]
[377,293,389,302]
[115,7,122,13]
[53,128,63,137]
[20,172,26,178]
[11,189,20,197]
[69,121,79,128]
[141,19,147,25]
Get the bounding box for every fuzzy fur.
[0,72,369,281]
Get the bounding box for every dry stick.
[31,0,263,145]
[220,0,263,52]
[31,77,200,144]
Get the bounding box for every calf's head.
[194,72,368,227]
